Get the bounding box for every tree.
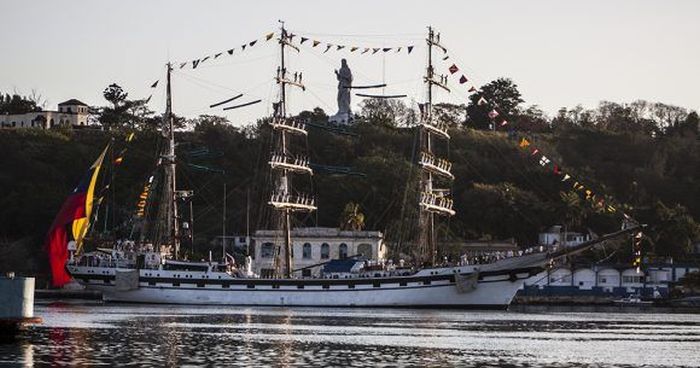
[359,98,416,127]
[466,78,524,130]
[0,93,42,114]
[515,105,550,132]
[648,202,700,258]
[433,103,466,127]
[97,84,155,130]
[102,83,128,108]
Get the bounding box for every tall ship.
[48,25,642,308]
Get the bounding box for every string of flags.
[444,60,636,227]
[293,34,415,55]
[446,63,511,127]
[176,32,276,70]
[516,135,631,218]
[135,175,154,218]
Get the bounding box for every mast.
[222,183,227,260]
[166,62,181,259]
[417,26,454,266]
[269,21,315,278]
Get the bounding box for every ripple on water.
[0,304,698,367]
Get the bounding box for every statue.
[329,59,353,125]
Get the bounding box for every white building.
[525,263,699,295]
[538,225,591,248]
[0,99,90,129]
[252,227,385,277]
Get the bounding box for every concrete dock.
[0,273,41,340]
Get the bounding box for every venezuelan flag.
[45,145,109,287]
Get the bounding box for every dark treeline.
[1,79,698,274]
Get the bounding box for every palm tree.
[340,202,365,231]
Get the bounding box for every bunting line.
[292,34,416,56]
[176,31,276,70]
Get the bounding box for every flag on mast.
[45,144,109,287]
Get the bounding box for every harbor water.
[1,303,699,367]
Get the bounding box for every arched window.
[357,243,372,259]
[261,242,275,258]
[321,243,330,259]
[339,243,348,259]
[302,243,312,259]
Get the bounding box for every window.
[357,244,372,258]
[623,276,643,284]
[598,276,607,284]
[302,243,312,259]
[261,242,275,258]
[321,243,330,259]
[339,243,348,259]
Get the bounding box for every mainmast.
[165,63,181,259]
[417,26,454,266]
[269,22,316,278]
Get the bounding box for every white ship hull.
[68,263,541,309]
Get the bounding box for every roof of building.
[322,260,360,273]
[58,99,88,106]
[255,227,382,239]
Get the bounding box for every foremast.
[269,23,316,278]
[417,27,454,266]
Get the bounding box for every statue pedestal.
[328,112,353,126]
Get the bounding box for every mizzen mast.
[417,26,454,266]
[269,22,316,278]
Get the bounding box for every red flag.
[468,86,477,93]
[45,145,108,287]
[449,64,459,74]
[459,75,468,84]
[488,109,499,119]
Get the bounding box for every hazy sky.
[2,0,698,125]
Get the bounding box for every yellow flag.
[519,138,530,149]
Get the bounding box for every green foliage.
[467,78,524,129]
[1,78,699,272]
[0,92,42,114]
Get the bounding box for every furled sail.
[45,144,109,287]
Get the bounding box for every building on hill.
[538,225,591,248]
[0,99,91,129]
[251,227,385,278]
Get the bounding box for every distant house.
[0,99,91,129]
[538,225,591,248]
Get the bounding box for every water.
[1,303,699,367]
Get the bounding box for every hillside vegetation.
[1,80,698,275]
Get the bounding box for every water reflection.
[0,304,698,367]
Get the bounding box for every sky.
[1,0,698,126]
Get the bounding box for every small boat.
[613,295,653,305]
